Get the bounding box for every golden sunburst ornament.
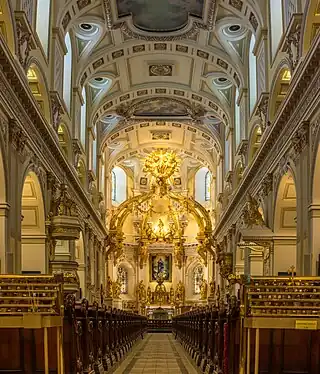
[143,149,180,181]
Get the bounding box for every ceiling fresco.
[116,0,204,32]
[133,98,189,116]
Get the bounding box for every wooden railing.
[147,319,172,331]
[0,275,147,374]
[173,276,320,374]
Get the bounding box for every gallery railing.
[0,275,147,374]
[173,276,320,374]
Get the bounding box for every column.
[309,204,320,275]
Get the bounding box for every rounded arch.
[27,62,51,124]
[0,0,15,54]
[248,123,262,163]
[194,166,212,204]
[58,123,72,160]
[21,171,46,274]
[111,166,127,205]
[185,259,206,300]
[75,231,86,298]
[269,64,292,122]
[114,260,135,299]
[301,0,320,55]
[273,170,297,275]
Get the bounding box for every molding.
[214,34,320,240]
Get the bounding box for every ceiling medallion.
[149,64,173,77]
[103,0,217,41]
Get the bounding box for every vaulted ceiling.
[61,0,265,167]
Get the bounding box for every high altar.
[105,150,216,315]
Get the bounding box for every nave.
[111,334,200,374]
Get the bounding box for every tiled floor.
[111,333,201,374]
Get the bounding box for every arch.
[249,34,257,114]
[185,259,207,300]
[75,231,86,298]
[35,0,51,56]
[63,32,72,112]
[270,0,284,59]
[80,86,87,147]
[21,171,46,274]
[248,124,262,163]
[58,123,71,159]
[302,0,320,55]
[117,266,128,294]
[27,64,51,123]
[0,0,15,54]
[111,166,127,205]
[193,264,204,295]
[269,66,292,121]
[273,170,297,275]
[195,167,211,204]
[114,261,135,298]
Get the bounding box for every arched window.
[270,0,283,59]
[36,0,51,56]
[80,86,86,147]
[63,32,72,112]
[92,137,97,174]
[193,265,203,295]
[117,267,128,294]
[205,171,211,201]
[195,167,211,204]
[111,166,127,204]
[249,35,257,114]
[235,88,241,148]
[111,170,116,201]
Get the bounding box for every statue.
[157,219,165,240]
[197,242,207,266]
[170,286,175,304]
[137,280,146,301]
[242,194,264,228]
[174,241,184,269]
[165,221,176,242]
[209,278,216,297]
[200,279,208,300]
[112,280,121,299]
[175,281,185,305]
[145,222,155,241]
[146,286,152,305]
[139,243,148,269]
[106,276,113,298]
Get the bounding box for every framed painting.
[149,254,172,282]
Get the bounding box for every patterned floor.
[111,333,201,374]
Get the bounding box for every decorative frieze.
[241,194,265,228]
[9,119,27,155]
[259,173,273,197]
[291,121,309,163]
[15,12,36,69]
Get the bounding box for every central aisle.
[112,333,201,374]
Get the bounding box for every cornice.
[214,34,320,239]
[0,38,107,238]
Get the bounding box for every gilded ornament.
[200,279,208,300]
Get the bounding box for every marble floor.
[110,333,201,374]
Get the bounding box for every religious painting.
[150,254,172,282]
[133,98,188,116]
[173,177,181,186]
[140,177,148,185]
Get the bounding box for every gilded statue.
[174,241,184,269]
[112,280,121,299]
[146,286,152,305]
[175,281,185,305]
[145,222,155,241]
[106,276,113,298]
[169,286,175,304]
[200,279,208,300]
[165,221,176,241]
[209,278,216,297]
[137,280,146,301]
[139,243,148,269]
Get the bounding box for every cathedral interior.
[0,0,319,373]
